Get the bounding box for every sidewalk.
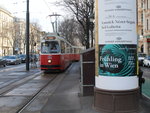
[40,62,150,113]
[142,78,150,99]
[41,62,99,113]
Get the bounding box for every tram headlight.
[48,59,52,63]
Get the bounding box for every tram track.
[16,74,58,113]
[0,72,59,113]
[0,64,40,91]
[0,71,43,95]
[0,63,75,113]
[16,64,74,113]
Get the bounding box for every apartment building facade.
[138,0,150,55]
[0,6,13,56]
[0,6,43,56]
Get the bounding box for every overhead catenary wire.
[42,0,53,12]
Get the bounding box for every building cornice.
[0,6,13,18]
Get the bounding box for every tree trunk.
[86,17,90,49]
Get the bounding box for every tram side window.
[73,48,81,54]
[70,47,73,54]
[77,48,80,53]
[74,48,77,54]
[66,44,71,53]
[61,41,65,53]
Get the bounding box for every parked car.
[0,56,7,67]
[3,55,21,65]
[143,56,150,67]
[18,54,26,63]
[138,53,147,66]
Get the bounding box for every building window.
[147,19,149,30]
[147,0,149,9]
[141,29,143,35]
[141,13,143,23]
[141,1,143,8]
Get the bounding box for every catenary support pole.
[26,0,30,71]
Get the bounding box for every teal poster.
[99,44,137,76]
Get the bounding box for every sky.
[0,0,67,32]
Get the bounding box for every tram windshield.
[41,41,60,53]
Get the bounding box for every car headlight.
[48,59,52,63]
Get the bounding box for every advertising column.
[94,0,139,112]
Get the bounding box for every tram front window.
[41,41,60,53]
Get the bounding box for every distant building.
[0,6,13,56]
[138,0,150,55]
[0,6,43,56]
[13,17,26,54]
[13,19,43,55]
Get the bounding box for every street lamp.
[48,13,61,33]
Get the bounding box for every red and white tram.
[40,34,82,72]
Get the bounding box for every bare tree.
[12,18,42,55]
[59,0,94,48]
[30,22,42,55]
[58,18,81,45]
[59,18,85,46]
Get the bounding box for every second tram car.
[40,34,82,72]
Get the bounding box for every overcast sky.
[0,0,66,32]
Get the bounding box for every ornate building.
[0,6,13,56]
[0,6,42,56]
[138,0,150,55]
